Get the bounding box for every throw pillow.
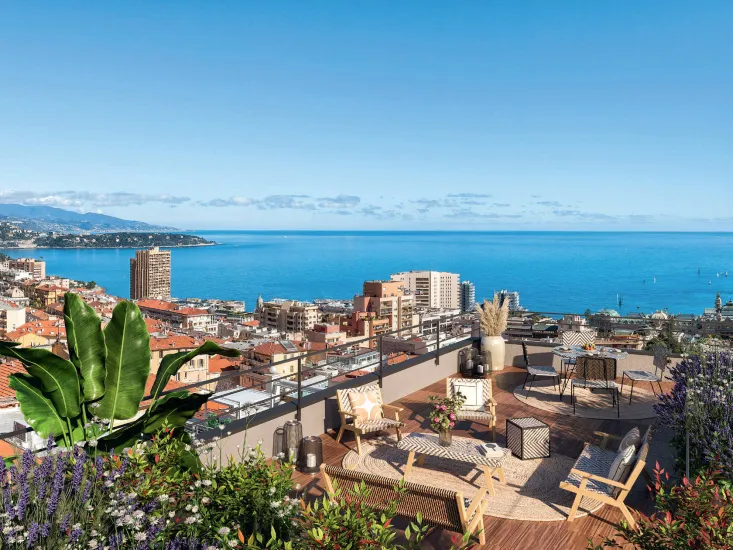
[617,426,641,454]
[453,381,484,411]
[608,445,636,482]
[348,390,383,421]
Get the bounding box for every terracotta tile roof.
[25,308,50,321]
[208,356,240,374]
[6,320,66,341]
[149,334,198,351]
[145,318,166,333]
[242,320,259,327]
[0,359,24,399]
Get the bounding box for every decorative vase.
[438,429,452,447]
[481,335,506,372]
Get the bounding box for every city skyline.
[1,2,731,231]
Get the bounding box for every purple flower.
[40,522,52,537]
[60,512,71,533]
[71,448,88,492]
[15,478,31,520]
[26,522,40,548]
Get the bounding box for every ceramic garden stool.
[506,417,550,460]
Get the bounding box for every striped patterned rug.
[342,434,604,522]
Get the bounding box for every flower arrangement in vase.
[428,392,467,446]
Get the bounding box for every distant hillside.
[0,203,176,233]
[0,221,213,249]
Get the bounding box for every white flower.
[218,527,231,536]
[168,511,175,518]
[201,497,211,504]
[218,424,225,431]
[134,532,147,541]
[158,494,169,503]
[257,438,263,445]
[191,506,199,514]
[227,540,239,548]
[133,510,145,519]
[185,504,192,512]
[184,516,197,525]
[88,439,98,448]
[202,479,212,486]
[194,481,201,488]
[270,501,280,508]
[269,486,276,494]
[184,444,191,451]
[89,540,98,548]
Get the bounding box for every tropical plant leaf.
[96,416,146,453]
[0,345,81,418]
[64,292,106,402]
[96,301,150,420]
[149,341,239,402]
[9,373,69,439]
[143,390,211,434]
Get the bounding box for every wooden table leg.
[496,465,506,484]
[416,454,425,467]
[481,465,496,496]
[404,450,416,477]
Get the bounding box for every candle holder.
[283,420,303,464]
[272,426,286,459]
[298,436,323,474]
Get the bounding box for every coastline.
[0,242,218,250]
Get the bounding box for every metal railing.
[0,312,477,446]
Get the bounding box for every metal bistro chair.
[620,351,667,404]
[571,356,619,417]
[561,330,597,375]
[522,341,561,397]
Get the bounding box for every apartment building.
[8,258,46,280]
[130,247,171,300]
[149,334,211,386]
[460,280,476,313]
[390,271,460,310]
[304,323,347,346]
[343,280,419,339]
[496,289,521,311]
[137,299,217,333]
[0,301,26,337]
[258,299,318,333]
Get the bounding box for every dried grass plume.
[476,293,509,337]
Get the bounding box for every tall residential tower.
[390,270,460,310]
[130,247,171,300]
[460,280,476,313]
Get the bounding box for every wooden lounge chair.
[321,464,487,545]
[560,426,652,527]
[446,378,497,440]
[335,383,404,455]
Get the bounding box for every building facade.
[460,280,476,313]
[496,290,521,311]
[8,258,46,280]
[258,299,318,333]
[130,247,171,300]
[137,299,217,333]
[390,271,460,310]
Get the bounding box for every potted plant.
[428,393,466,446]
[476,293,509,371]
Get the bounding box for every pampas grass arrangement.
[476,294,509,336]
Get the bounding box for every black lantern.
[460,349,474,377]
[272,426,286,459]
[283,420,303,463]
[299,436,323,474]
[474,356,486,377]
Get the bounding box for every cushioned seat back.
[448,378,491,412]
[338,383,383,414]
[562,331,597,347]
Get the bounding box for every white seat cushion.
[608,445,636,482]
[617,427,641,454]
[453,380,484,411]
[625,370,659,382]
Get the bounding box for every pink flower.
[449,413,456,421]
[434,404,440,410]
[449,422,455,428]
[440,405,447,411]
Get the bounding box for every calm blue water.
[3,232,732,315]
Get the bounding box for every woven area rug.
[513,378,658,420]
[341,434,604,522]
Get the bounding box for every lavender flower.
[15,478,31,520]
[26,522,40,548]
[40,522,51,537]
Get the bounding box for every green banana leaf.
[96,301,151,420]
[0,345,81,418]
[9,373,69,439]
[143,390,211,434]
[149,341,239,402]
[96,416,146,453]
[64,292,107,402]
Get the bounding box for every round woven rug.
[341,434,603,522]
[513,379,658,420]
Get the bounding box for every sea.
[2,231,732,316]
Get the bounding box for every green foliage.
[0,292,240,452]
[588,463,733,550]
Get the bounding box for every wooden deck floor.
[294,366,671,550]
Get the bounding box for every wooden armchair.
[335,383,404,455]
[447,378,496,440]
[560,426,652,527]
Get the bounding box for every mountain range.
[0,203,176,233]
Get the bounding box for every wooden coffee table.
[397,433,509,496]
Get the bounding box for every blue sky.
[0,1,731,230]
